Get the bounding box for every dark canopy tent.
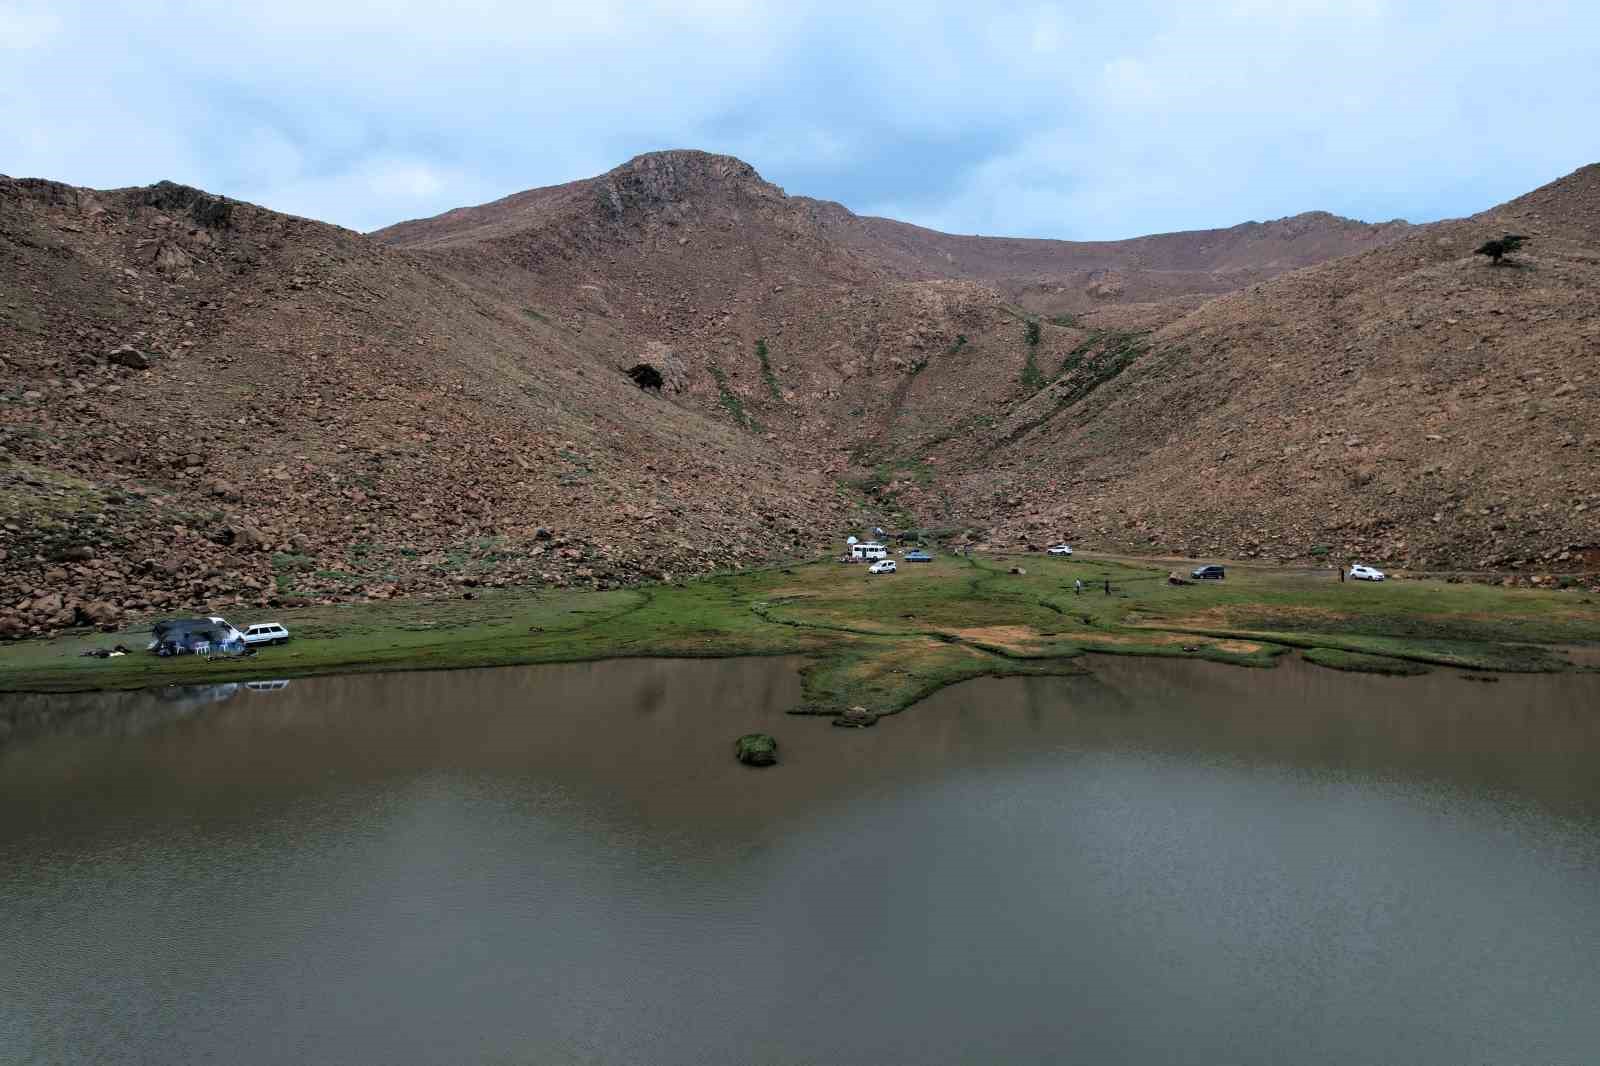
[150,618,232,653]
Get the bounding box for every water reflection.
[244,679,291,692]
[0,655,1597,1065]
[0,678,302,749]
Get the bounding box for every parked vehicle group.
[148,616,291,657]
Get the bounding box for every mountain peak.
[371,148,786,248]
[610,148,765,181]
[593,149,783,217]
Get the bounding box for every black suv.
[1191,565,1226,580]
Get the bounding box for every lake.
[2,655,1597,1064]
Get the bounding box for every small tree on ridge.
[1474,234,1528,264]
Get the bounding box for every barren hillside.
[378,153,1412,313]
[936,165,1600,570]
[2,150,1594,638]
[0,170,853,638]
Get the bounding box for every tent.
[150,618,236,656]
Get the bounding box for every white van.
[849,541,888,561]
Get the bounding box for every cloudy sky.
[3,1,1597,238]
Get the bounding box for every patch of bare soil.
[946,625,1044,652]
[1213,639,1265,653]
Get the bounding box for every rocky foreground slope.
[1,151,1595,638]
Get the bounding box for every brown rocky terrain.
[927,165,1600,571]
[820,206,1414,316]
[2,149,1594,638]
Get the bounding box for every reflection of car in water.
[244,680,292,692]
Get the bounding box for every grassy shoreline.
[2,554,1597,711]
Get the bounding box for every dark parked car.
[1191,565,1226,580]
[903,550,933,562]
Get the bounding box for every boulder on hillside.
[30,592,65,617]
[77,600,121,626]
[151,241,193,274]
[107,346,151,369]
[626,341,688,392]
[212,524,266,551]
[232,525,268,552]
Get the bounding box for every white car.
[1348,564,1386,582]
[242,622,292,645]
[868,560,897,574]
[1047,544,1074,556]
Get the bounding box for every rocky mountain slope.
[0,169,855,638]
[377,152,1411,314]
[2,150,1594,639]
[931,165,1600,572]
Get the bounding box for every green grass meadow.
[3,553,1596,714]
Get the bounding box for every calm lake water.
[2,655,1598,1065]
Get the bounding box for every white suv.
[1047,544,1073,556]
[868,560,897,574]
[242,622,291,646]
[1348,564,1386,582]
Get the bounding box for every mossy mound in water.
[735,733,778,766]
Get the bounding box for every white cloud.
[0,3,60,49]
[1,0,1596,236]
[234,158,498,231]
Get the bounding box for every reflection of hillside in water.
[0,681,292,746]
[4,655,1599,828]
[0,659,816,869]
[3,661,1597,1066]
